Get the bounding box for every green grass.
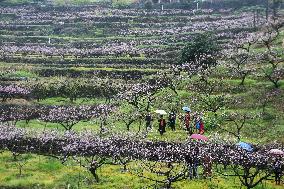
[1,0,31,5]
[70,66,158,72]
[0,151,283,189]
[4,70,37,78]
[34,97,107,106]
[16,119,100,132]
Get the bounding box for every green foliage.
[144,0,153,9]
[6,70,37,78]
[36,159,64,172]
[0,0,31,4]
[180,33,220,68]
[203,113,221,130]
[111,0,132,8]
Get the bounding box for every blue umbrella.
[236,142,254,152]
[182,106,191,112]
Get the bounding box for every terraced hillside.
[0,2,283,189]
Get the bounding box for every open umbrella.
[190,134,208,141]
[182,106,191,112]
[269,149,284,155]
[154,110,167,115]
[236,142,254,152]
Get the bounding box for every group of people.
[145,109,205,136]
[185,146,213,179]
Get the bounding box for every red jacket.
[185,114,190,127]
[159,119,166,132]
[159,119,166,128]
[199,120,204,134]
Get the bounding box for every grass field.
[1,151,283,189]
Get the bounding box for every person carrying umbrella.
[158,114,166,136]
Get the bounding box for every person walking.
[168,111,176,131]
[145,112,153,130]
[184,111,192,134]
[199,117,205,135]
[195,116,205,135]
[185,146,199,179]
[203,155,212,178]
[158,114,166,136]
[274,156,283,185]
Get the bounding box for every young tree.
[225,41,256,85]
[257,21,284,88]
[220,112,255,142]
[117,80,165,131]
[133,161,188,189]
[40,105,112,131]
[257,88,281,115]
[73,155,109,183]
[0,85,30,102]
[189,74,229,119]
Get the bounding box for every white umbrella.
[154,110,167,115]
[269,149,284,155]
[182,106,191,112]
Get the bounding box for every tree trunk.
[100,121,104,134]
[237,134,241,142]
[123,163,127,172]
[240,70,250,85]
[266,0,269,20]
[240,75,246,85]
[19,165,22,176]
[165,180,172,189]
[89,167,99,182]
[253,11,256,29]
[273,81,279,88]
